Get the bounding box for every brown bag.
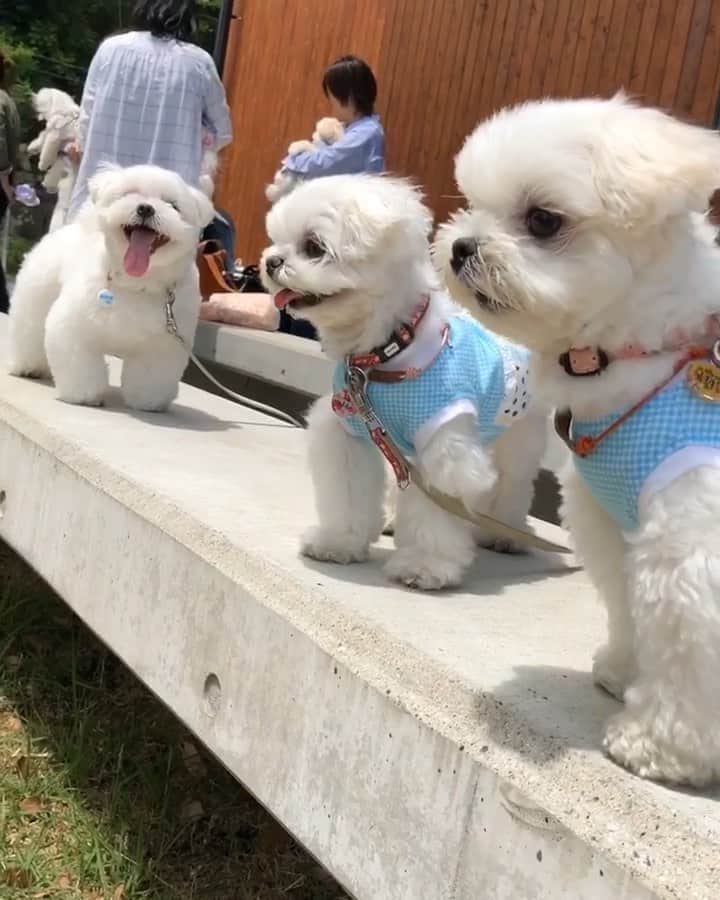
[197,240,232,298]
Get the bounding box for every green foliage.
[0,1,221,138]
[5,236,33,275]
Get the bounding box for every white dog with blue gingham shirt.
[435,94,720,786]
[260,174,547,590]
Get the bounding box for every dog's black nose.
[136,203,155,220]
[265,255,284,276]
[451,237,477,272]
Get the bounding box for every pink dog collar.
[560,315,720,377]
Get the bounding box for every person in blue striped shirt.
[283,56,385,180]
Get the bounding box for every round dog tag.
[687,356,720,402]
[97,288,114,307]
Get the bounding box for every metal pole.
[213,0,234,75]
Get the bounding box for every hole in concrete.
[0,489,6,518]
[202,672,222,717]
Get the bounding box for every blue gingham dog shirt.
[573,372,720,533]
[332,314,532,458]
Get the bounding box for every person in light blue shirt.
[279,56,384,340]
[282,56,385,180]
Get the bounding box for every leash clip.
[164,290,182,341]
[345,363,411,489]
[346,366,379,427]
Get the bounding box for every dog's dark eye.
[302,235,325,259]
[166,200,180,212]
[526,207,563,239]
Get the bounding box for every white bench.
[0,316,717,900]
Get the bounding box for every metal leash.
[164,294,305,428]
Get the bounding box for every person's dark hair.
[132,0,197,41]
[322,56,377,117]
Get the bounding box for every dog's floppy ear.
[189,186,215,228]
[88,164,122,207]
[591,95,720,228]
[341,177,433,253]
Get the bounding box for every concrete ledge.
[193,320,331,397]
[1,316,718,900]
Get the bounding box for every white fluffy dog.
[261,175,546,590]
[8,164,213,412]
[265,117,344,205]
[27,88,80,232]
[434,94,720,785]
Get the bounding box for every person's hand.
[65,142,82,165]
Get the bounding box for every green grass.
[0,541,349,900]
[5,236,34,276]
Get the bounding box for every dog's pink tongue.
[274,288,301,310]
[123,228,155,277]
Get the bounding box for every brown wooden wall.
[217,0,720,263]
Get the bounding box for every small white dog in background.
[27,88,80,232]
[8,164,213,412]
[265,117,344,205]
[261,174,546,590]
[435,94,720,785]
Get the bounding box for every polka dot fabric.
[332,315,532,458]
[573,371,720,532]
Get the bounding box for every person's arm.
[0,171,12,204]
[0,96,18,201]
[202,57,232,151]
[283,122,378,178]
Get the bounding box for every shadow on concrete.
[481,664,720,804]
[478,664,619,759]
[300,545,576,597]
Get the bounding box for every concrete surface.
[0,314,718,900]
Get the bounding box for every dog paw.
[603,711,715,786]
[8,363,51,380]
[301,528,369,564]
[481,537,526,555]
[592,644,635,701]
[57,391,104,407]
[384,549,464,591]
[125,398,171,413]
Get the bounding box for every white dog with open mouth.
[261,174,546,590]
[8,164,213,411]
[434,95,720,785]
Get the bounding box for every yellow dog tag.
[687,358,720,401]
